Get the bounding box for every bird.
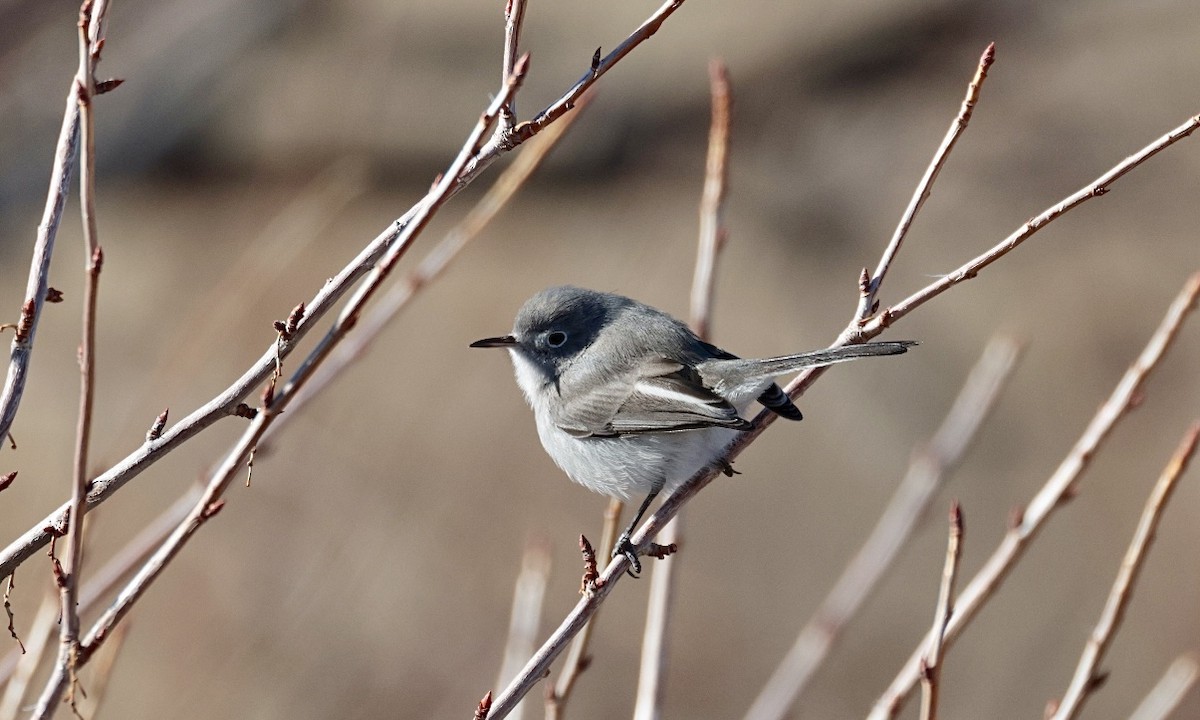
[472,285,915,575]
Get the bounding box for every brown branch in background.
[632,57,733,720]
[35,3,108,716]
[868,272,1200,720]
[0,590,59,720]
[546,497,623,720]
[76,621,128,719]
[919,502,964,720]
[496,539,551,720]
[854,43,994,324]
[0,0,689,583]
[743,335,1019,720]
[1129,653,1200,720]
[1048,423,1200,720]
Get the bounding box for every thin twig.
[500,0,529,130]
[633,57,732,720]
[743,335,1019,720]
[488,113,1200,720]
[1049,423,1200,720]
[868,272,1200,720]
[546,498,622,720]
[497,539,551,720]
[855,114,1200,339]
[919,502,964,720]
[67,61,532,685]
[1129,653,1200,720]
[855,43,994,323]
[35,4,106,716]
[0,0,691,581]
[0,589,59,720]
[271,96,585,444]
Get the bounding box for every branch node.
[475,690,493,720]
[146,407,169,442]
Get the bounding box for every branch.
[1048,423,1200,720]
[867,272,1200,720]
[919,502,964,720]
[34,2,109,715]
[743,335,1019,720]
[65,64,533,682]
[496,539,551,720]
[634,57,733,720]
[0,0,692,582]
[1129,654,1200,720]
[855,42,995,323]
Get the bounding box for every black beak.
[470,335,519,348]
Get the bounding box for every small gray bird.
[472,286,914,575]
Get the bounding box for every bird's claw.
[612,533,643,577]
[718,458,740,477]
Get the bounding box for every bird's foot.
[717,458,740,477]
[612,532,643,578]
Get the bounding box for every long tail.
[751,340,917,375]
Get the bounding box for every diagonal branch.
[867,272,1200,720]
[743,335,1019,720]
[0,0,693,583]
[1048,423,1199,720]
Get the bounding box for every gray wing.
[556,357,752,438]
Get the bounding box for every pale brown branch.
[919,502,964,720]
[633,58,733,720]
[496,539,551,720]
[743,335,1019,720]
[1049,423,1200,720]
[0,0,690,583]
[500,0,528,130]
[546,498,623,720]
[43,55,534,705]
[0,589,59,720]
[270,97,584,444]
[35,3,108,715]
[855,43,994,323]
[858,114,1200,337]
[1129,653,1200,720]
[868,272,1200,720]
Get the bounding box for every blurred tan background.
[1,0,1199,718]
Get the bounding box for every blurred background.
[1,0,1198,718]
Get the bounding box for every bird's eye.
[546,331,568,348]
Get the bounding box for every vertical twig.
[854,43,994,325]
[744,335,1018,720]
[0,590,60,720]
[496,539,551,720]
[36,3,107,716]
[868,273,1200,720]
[632,57,732,720]
[500,0,529,131]
[547,497,623,720]
[1129,654,1200,720]
[1048,423,1200,720]
[919,502,964,720]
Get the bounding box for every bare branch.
[497,539,551,720]
[0,0,690,583]
[34,2,109,714]
[919,502,964,720]
[744,335,1019,720]
[855,43,994,323]
[868,272,1200,720]
[500,0,529,130]
[1049,423,1200,720]
[1129,654,1200,720]
[634,57,733,720]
